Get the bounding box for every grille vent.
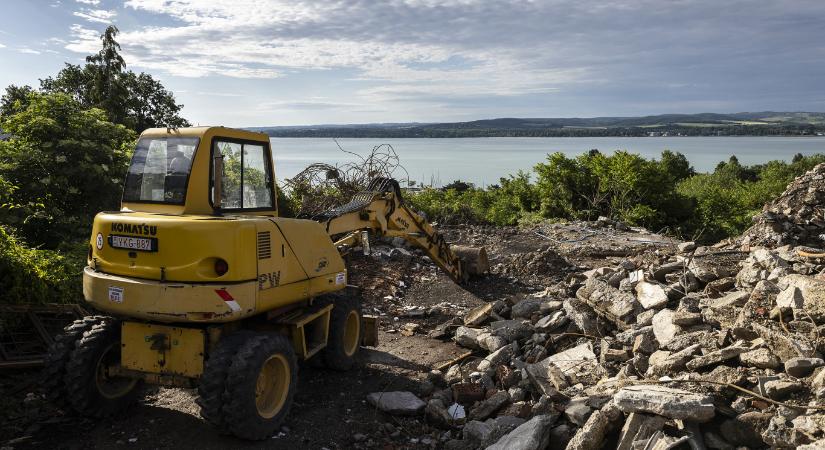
[257,232,272,259]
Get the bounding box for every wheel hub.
[255,354,290,419]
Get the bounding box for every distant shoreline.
[249,112,825,139]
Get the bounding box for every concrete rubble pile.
[361,165,825,450]
[740,162,825,248]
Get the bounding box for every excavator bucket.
[450,245,490,276]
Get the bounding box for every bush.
[677,154,825,241]
[0,92,135,247]
[0,226,85,305]
[533,150,694,230]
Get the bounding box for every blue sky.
[1,0,824,127]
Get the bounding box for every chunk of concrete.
[454,326,480,349]
[564,402,623,450]
[763,380,804,400]
[366,391,426,416]
[564,398,592,426]
[486,414,555,450]
[739,347,781,369]
[652,309,680,347]
[576,278,642,329]
[685,345,750,371]
[785,357,825,378]
[614,385,715,422]
[525,342,597,396]
[535,310,568,332]
[470,391,510,421]
[752,323,815,360]
[490,320,534,343]
[477,342,519,373]
[616,413,666,450]
[636,281,670,310]
[465,303,493,326]
[776,286,804,309]
[464,420,493,444]
[512,298,543,319]
[709,291,750,312]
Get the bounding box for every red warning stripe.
[214,289,233,301]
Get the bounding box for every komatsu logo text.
[111,223,158,236]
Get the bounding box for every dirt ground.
[0,222,671,449]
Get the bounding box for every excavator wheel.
[64,319,142,417]
[196,330,254,433]
[221,333,297,440]
[42,315,111,408]
[320,292,363,371]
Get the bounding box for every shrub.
[0,92,135,247]
[0,226,85,305]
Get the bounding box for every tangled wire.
[283,139,409,217]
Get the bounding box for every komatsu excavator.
[45,126,488,440]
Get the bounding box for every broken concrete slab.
[465,303,493,326]
[671,311,702,327]
[489,320,534,343]
[614,385,715,422]
[477,342,519,373]
[535,310,568,332]
[652,309,680,347]
[366,391,426,416]
[635,281,670,309]
[511,298,543,319]
[776,286,804,309]
[719,412,771,448]
[485,414,555,450]
[576,278,642,329]
[752,322,815,360]
[469,391,510,421]
[563,398,592,426]
[739,347,781,369]
[785,357,824,378]
[653,261,685,283]
[563,298,600,336]
[763,379,804,400]
[709,291,750,312]
[525,343,597,395]
[564,402,622,450]
[616,413,666,450]
[685,345,750,371]
[454,326,480,349]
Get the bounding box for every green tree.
[39,25,189,132]
[0,92,135,247]
[0,84,35,118]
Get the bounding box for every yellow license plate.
[121,322,205,378]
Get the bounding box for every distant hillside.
[254,112,825,138]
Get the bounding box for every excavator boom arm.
[314,178,487,283]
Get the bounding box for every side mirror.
[213,155,223,210]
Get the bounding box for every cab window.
[123,137,199,204]
[212,140,273,210]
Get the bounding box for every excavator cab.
[49,126,488,440]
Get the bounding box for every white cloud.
[73,8,117,24]
[75,0,101,4]
[18,48,41,54]
[0,43,6,49]
[66,24,102,53]
[58,0,825,119]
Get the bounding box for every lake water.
[270,136,825,187]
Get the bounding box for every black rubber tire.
[64,320,142,417]
[221,334,297,440]
[42,315,111,408]
[196,331,254,433]
[320,292,363,371]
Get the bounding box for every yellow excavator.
[44,126,488,440]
